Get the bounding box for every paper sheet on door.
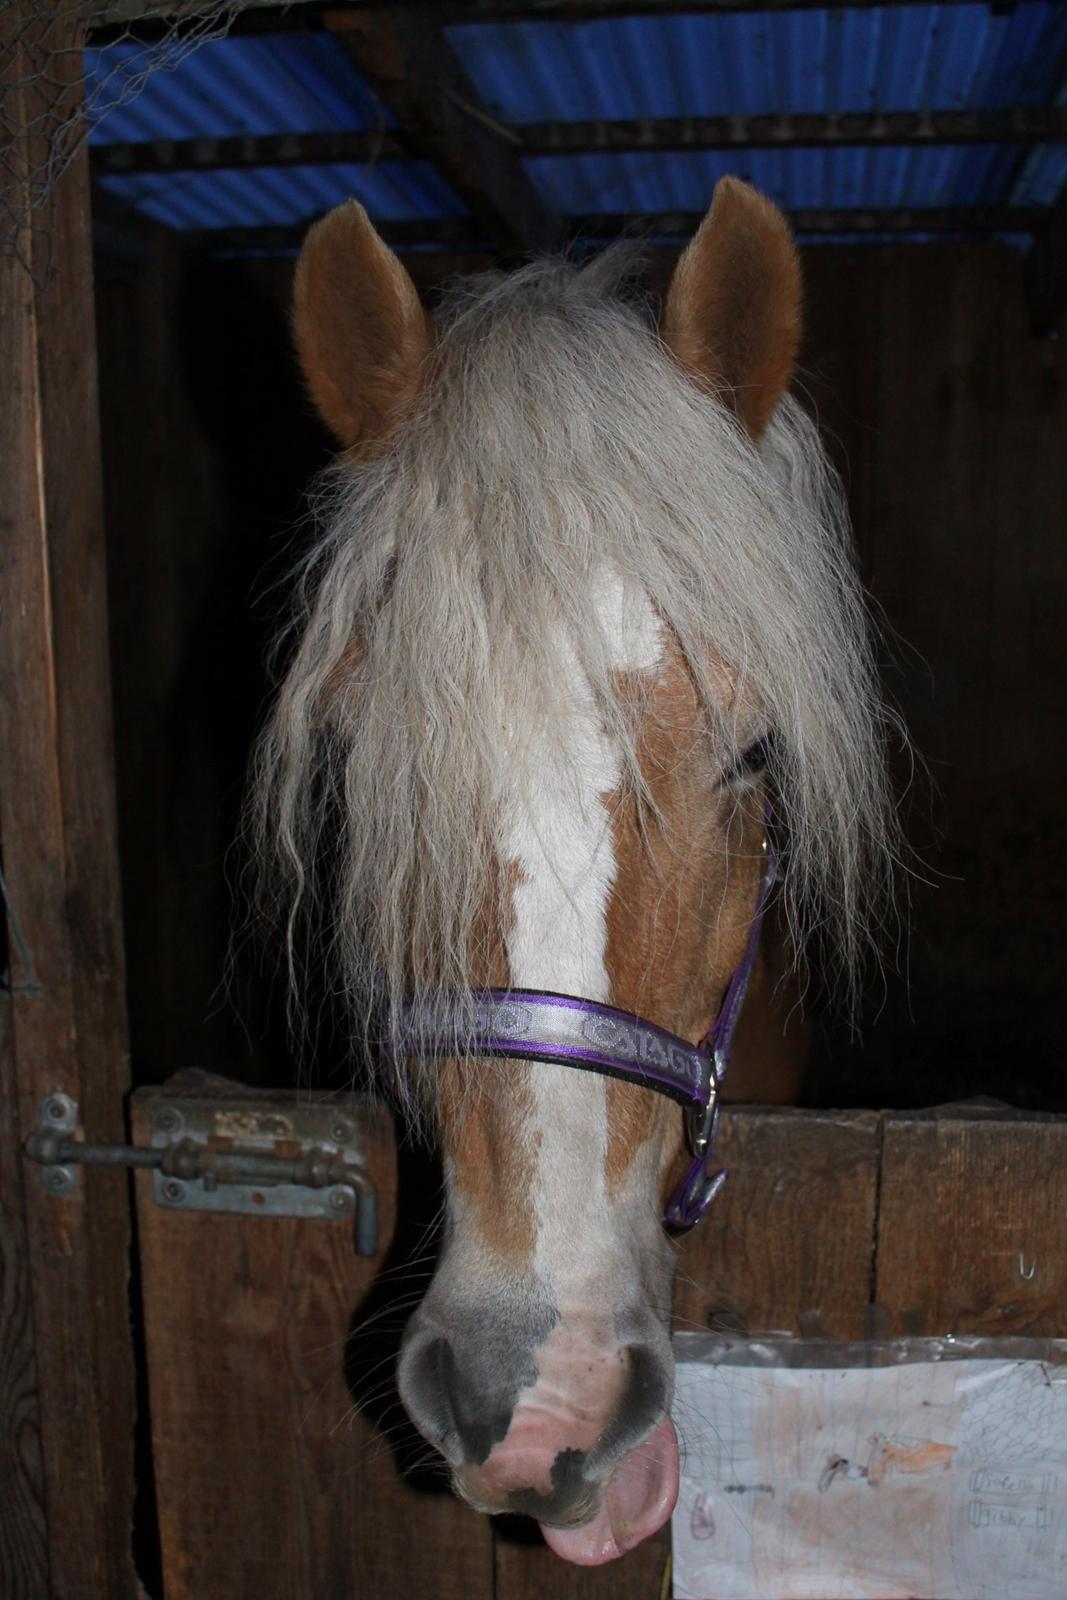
[671,1337,1067,1599]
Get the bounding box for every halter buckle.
[684,1060,721,1158]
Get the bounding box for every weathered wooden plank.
[671,1107,882,1339]
[0,991,48,1598]
[875,1108,1067,1337]
[324,5,563,254]
[133,1078,492,1600]
[0,3,138,1593]
[493,1107,882,1597]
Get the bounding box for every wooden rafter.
[207,214,494,249]
[92,127,406,174]
[424,0,1016,15]
[322,5,563,254]
[519,107,1067,156]
[90,106,1067,177]
[571,206,1046,238]
[178,205,1046,257]
[88,0,1010,26]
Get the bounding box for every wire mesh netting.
[1,0,258,276]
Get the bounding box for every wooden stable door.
[130,1078,1067,1600]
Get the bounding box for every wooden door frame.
[0,5,139,1594]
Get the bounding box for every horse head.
[255,178,895,1565]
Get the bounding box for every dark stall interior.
[88,4,1067,1115]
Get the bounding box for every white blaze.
[500,574,662,1299]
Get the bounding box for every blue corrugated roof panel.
[86,8,1066,239]
[98,160,466,231]
[447,5,1067,121]
[86,33,391,143]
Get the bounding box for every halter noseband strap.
[391,831,776,1233]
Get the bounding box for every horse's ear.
[293,201,433,453]
[661,177,800,439]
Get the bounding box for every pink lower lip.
[538,1416,679,1566]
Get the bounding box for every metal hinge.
[24,1091,379,1256]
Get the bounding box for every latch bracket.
[25,1091,379,1255]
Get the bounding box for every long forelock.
[251,254,900,1103]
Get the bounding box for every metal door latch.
[24,1091,379,1256]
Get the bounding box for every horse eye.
[722,738,769,785]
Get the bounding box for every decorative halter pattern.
[389,823,776,1233]
[394,991,715,1111]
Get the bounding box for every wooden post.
[0,3,138,1594]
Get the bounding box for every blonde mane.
[251,253,899,1082]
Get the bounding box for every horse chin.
[538,1417,679,1567]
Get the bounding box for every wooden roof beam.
[322,5,564,254]
[572,206,1046,237]
[89,0,1017,26]
[521,107,1067,156]
[90,107,1067,177]
[179,205,1046,257]
[428,0,1020,15]
[183,213,491,250]
[91,128,405,174]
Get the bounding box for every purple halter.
[390,830,776,1233]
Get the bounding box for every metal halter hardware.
[390,829,776,1234]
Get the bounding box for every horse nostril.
[397,1333,456,1455]
[437,1339,517,1465]
[599,1343,672,1459]
[399,1332,517,1467]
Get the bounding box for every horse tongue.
[539,1418,679,1566]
